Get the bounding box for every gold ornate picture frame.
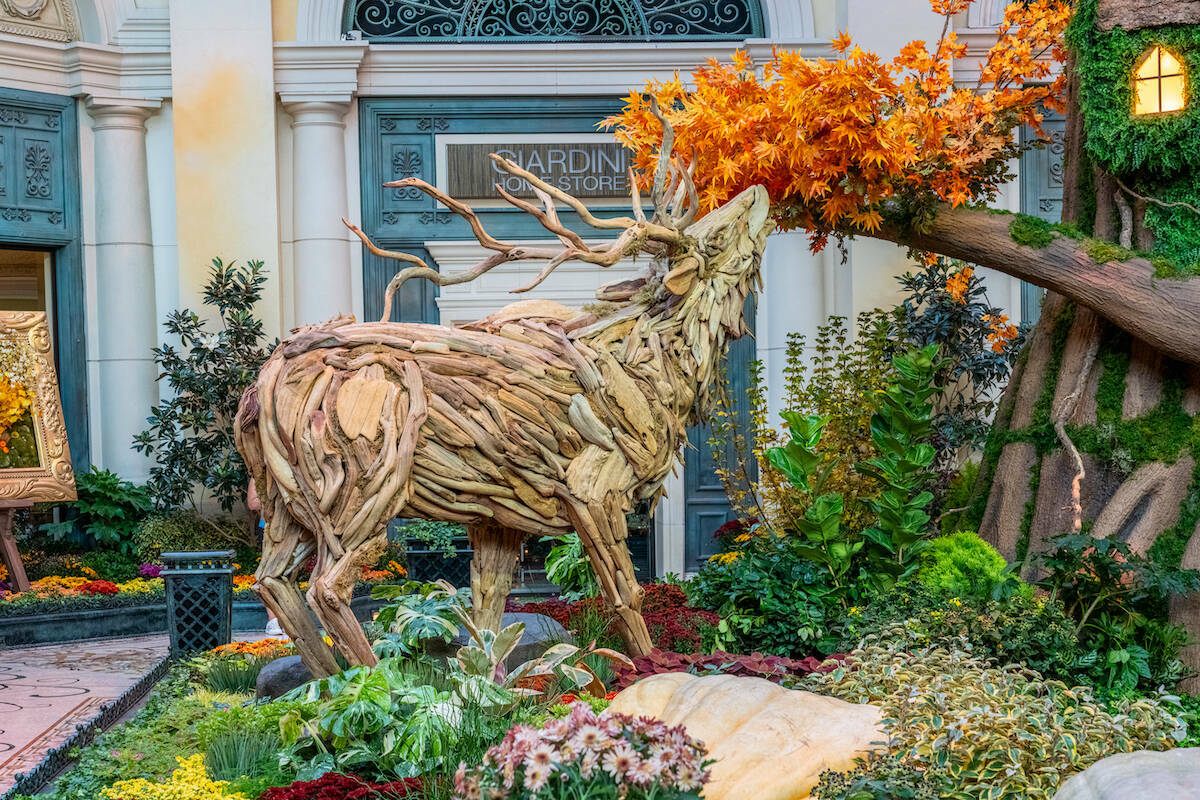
[0,311,75,503]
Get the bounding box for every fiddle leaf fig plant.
[855,345,944,589]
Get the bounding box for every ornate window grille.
[344,0,765,42]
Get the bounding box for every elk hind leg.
[468,522,524,633]
[308,531,387,668]
[255,522,339,677]
[564,495,652,656]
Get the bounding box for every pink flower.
[579,751,599,779]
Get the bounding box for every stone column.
[87,101,159,482]
[286,100,354,325]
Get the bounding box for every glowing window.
[1134,46,1187,115]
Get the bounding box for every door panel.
[683,296,756,572]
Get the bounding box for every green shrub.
[1034,533,1200,691]
[804,627,1185,800]
[541,533,598,601]
[917,530,1014,602]
[203,731,282,784]
[133,512,242,562]
[81,550,142,582]
[688,530,842,656]
[39,467,152,554]
[835,583,1080,681]
[937,461,977,535]
[815,752,947,800]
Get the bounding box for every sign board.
[446,142,630,200]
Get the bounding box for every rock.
[256,655,313,699]
[425,611,573,670]
[1052,748,1200,799]
[607,673,884,800]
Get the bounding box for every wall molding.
[0,33,170,100]
[355,40,829,96]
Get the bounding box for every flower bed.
[509,583,719,653]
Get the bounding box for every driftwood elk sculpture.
[235,124,771,676]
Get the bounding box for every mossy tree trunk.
[959,61,1200,689]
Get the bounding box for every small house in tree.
[1066,0,1200,268]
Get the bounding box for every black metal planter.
[161,550,235,656]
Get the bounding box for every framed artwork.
[0,311,75,590]
[0,310,75,501]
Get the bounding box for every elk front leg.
[255,518,340,677]
[308,533,386,668]
[563,495,653,656]
[468,522,523,632]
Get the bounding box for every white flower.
[629,758,658,786]
[570,724,606,752]
[524,762,550,792]
[602,743,640,780]
[579,751,599,779]
[524,743,559,769]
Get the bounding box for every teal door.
[0,88,87,471]
[683,296,756,572]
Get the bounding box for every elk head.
[343,106,772,422]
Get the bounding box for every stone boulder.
[607,673,884,800]
[256,655,313,699]
[1052,748,1200,799]
[426,611,573,671]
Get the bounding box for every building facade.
[0,0,1050,575]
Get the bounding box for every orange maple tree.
[605,0,1071,251]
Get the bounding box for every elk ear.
[663,256,699,295]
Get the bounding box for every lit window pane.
[1159,49,1184,77]
[1137,49,1161,79]
[1135,78,1160,115]
[1161,75,1186,113]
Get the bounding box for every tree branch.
[869,205,1200,366]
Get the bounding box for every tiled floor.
[0,631,273,795]
[0,634,169,794]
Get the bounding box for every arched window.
[344,0,765,41]
[1134,46,1187,116]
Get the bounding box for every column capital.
[283,99,352,127]
[85,97,160,130]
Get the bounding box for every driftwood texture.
[235,127,772,675]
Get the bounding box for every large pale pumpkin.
[1051,748,1200,799]
[606,673,884,800]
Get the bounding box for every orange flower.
[233,575,257,589]
[209,638,292,658]
[945,267,973,304]
[983,313,1018,352]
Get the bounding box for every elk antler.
[344,109,696,322]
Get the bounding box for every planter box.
[0,595,385,647]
